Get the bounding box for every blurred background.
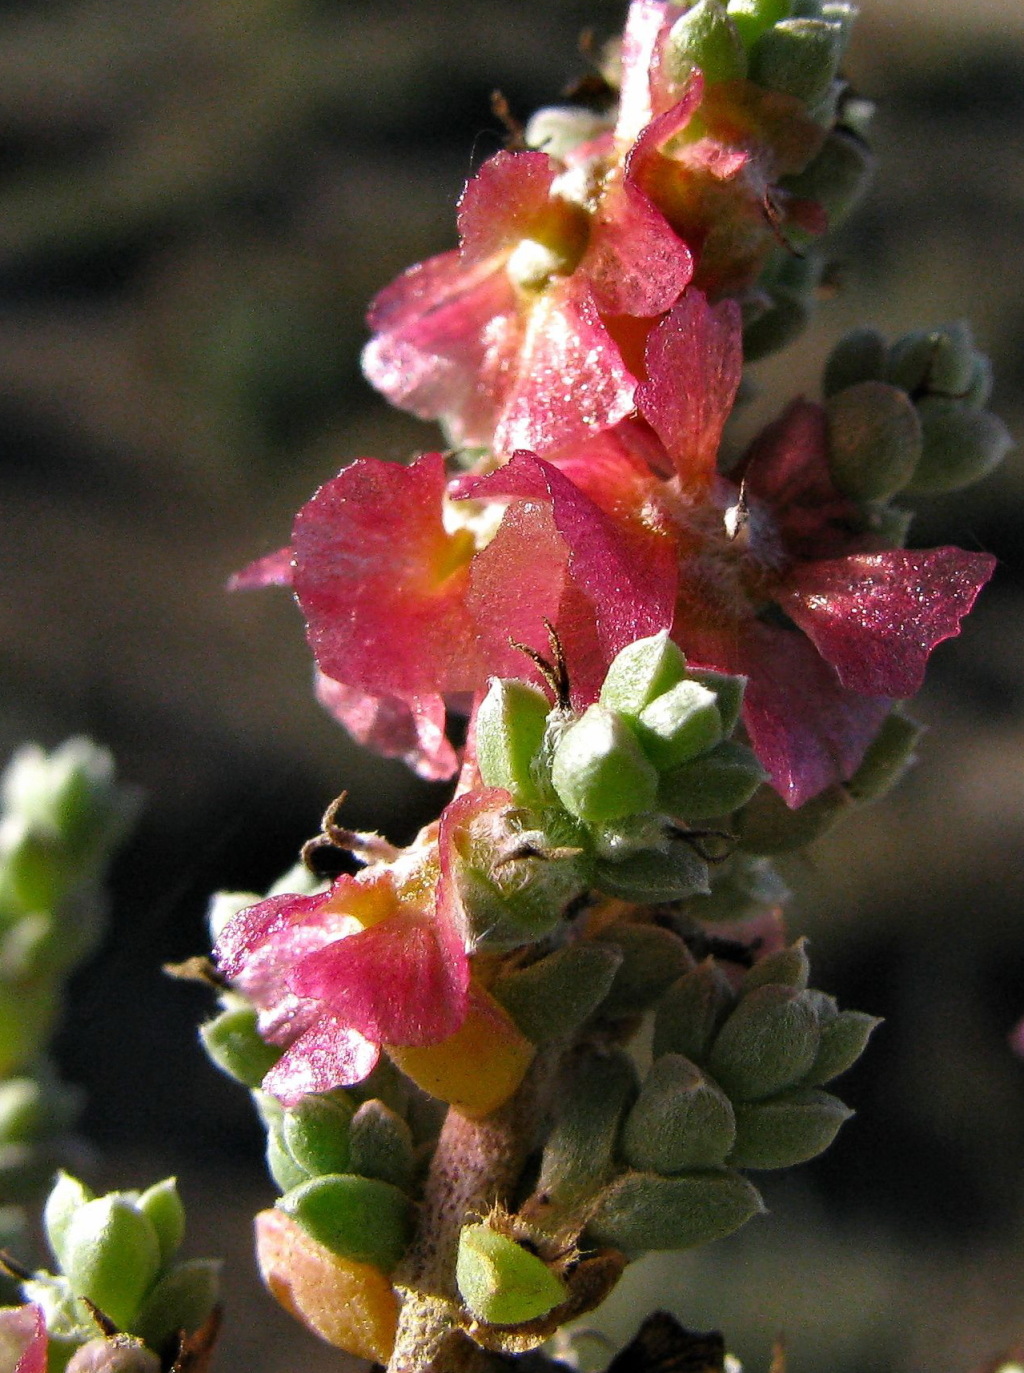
[1,0,1022,1369]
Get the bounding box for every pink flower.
[0,1305,47,1373]
[213,798,486,1103]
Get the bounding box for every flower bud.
[255,1208,398,1363]
[595,922,696,1018]
[132,1259,221,1353]
[780,128,874,232]
[805,1009,880,1085]
[348,1100,415,1191]
[653,961,736,1063]
[135,1179,185,1268]
[634,682,723,771]
[727,0,793,50]
[44,1171,95,1272]
[686,669,746,736]
[491,943,623,1044]
[666,0,748,85]
[278,1174,412,1273]
[825,381,923,501]
[475,679,551,804]
[907,403,1013,496]
[887,323,978,397]
[823,327,888,398]
[599,632,688,721]
[535,1045,639,1210]
[658,741,765,820]
[67,1337,161,1373]
[749,18,844,106]
[623,1055,736,1173]
[199,1005,283,1088]
[728,1087,852,1167]
[282,1094,354,1178]
[551,706,658,824]
[456,1223,567,1325]
[740,938,809,994]
[61,1196,162,1330]
[707,985,821,1100]
[585,1169,764,1256]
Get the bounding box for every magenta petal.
[0,1306,46,1373]
[262,1014,380,1105]
[585,177,692,316]
[316,676,459,782]
[215,890,333,983]
[290,909,468,1047]
[493,279,638,456]
[293,452,484,698]
[636,290,743,488]
[457,150,558,264]
[228,546,293,590]
[779,548,998,698]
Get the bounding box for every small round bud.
[475,679,551,804]
[598,632,687,721]
[658,740,765,819]
[826,381,923,501]
[135,1179,185,1267]
[623,1054,737,1172]
[666,0,748,85]
[653,961,736,1063]
[199,1005,282,1088]
[551,706,658,823]
[282,1095,355,1178]
[348,1100,415,1192]
[823,328,888,398]
[635,681,723,771]
[278,1174,412,1273]
[749,18,844,106]
[728,1087,852,1168]
[887,323,977,397]
[585,1169,764,1256]
[707,985,822,1100]
[62,1196,162,1330]
[456,1223,567,1326]
[907,404,1013,496]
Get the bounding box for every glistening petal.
[262,1014,380,1106]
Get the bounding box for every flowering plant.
[1,1,1014,1371]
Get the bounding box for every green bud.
[267,1123,311,1194]
[551,706,658,823]
[456,1223,567,1326]
[635,681,723,771]
[749,18,844,105]
[658,740,765,820]
[491,943,623,1044]
[727,0,793,49]
[585,1169,764,1256]
[136,1179,185,1268]
[132,1258,221,1351]
[535,1046,639,1210]
[62,1196,162,1330]
[887,323,977,398]
[737,782,850,854]
[623,1054,736,1173]
[686,670,746,736]
[475,678,552,804]
[666,0,748,84]
[44,1171,95,1271]
[708,985,821,1100]
[845,712,924,803]
[593,839,710,904]
[454,825,584,953]
[595,922,696,1018]
[599,632,688,720]
[729,1087,852,1168]
[907,403,1013,496]
[282,1094,355,1178]
[805,1009,880,1085]
[278,1174,413,1273]
[199,1005,282,1088]
[826,381,923,501]
[823,328,888,398]
[348,1100,415,1191]
[653,961,736,1063]
[741,938,810,994]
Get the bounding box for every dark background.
[1,1,1022,1369]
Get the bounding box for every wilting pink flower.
[0,1306,47,1373]
[214,800,480,1102]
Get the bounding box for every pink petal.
[584,176,692,317]
[315,676,459,782]
[292,453,484,698]
[493,279,638,457]
[627,78,705,187]
[778,549,998,699]
[363,250,519,447]
[228,546,293,590]
[636,290,743,490]
[290,908,468,1046]
[262,1013,380,1105]
[215,890,335,983]
[615,0,674,147]
[0,1306,46,1373]
[457,150,558,265]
